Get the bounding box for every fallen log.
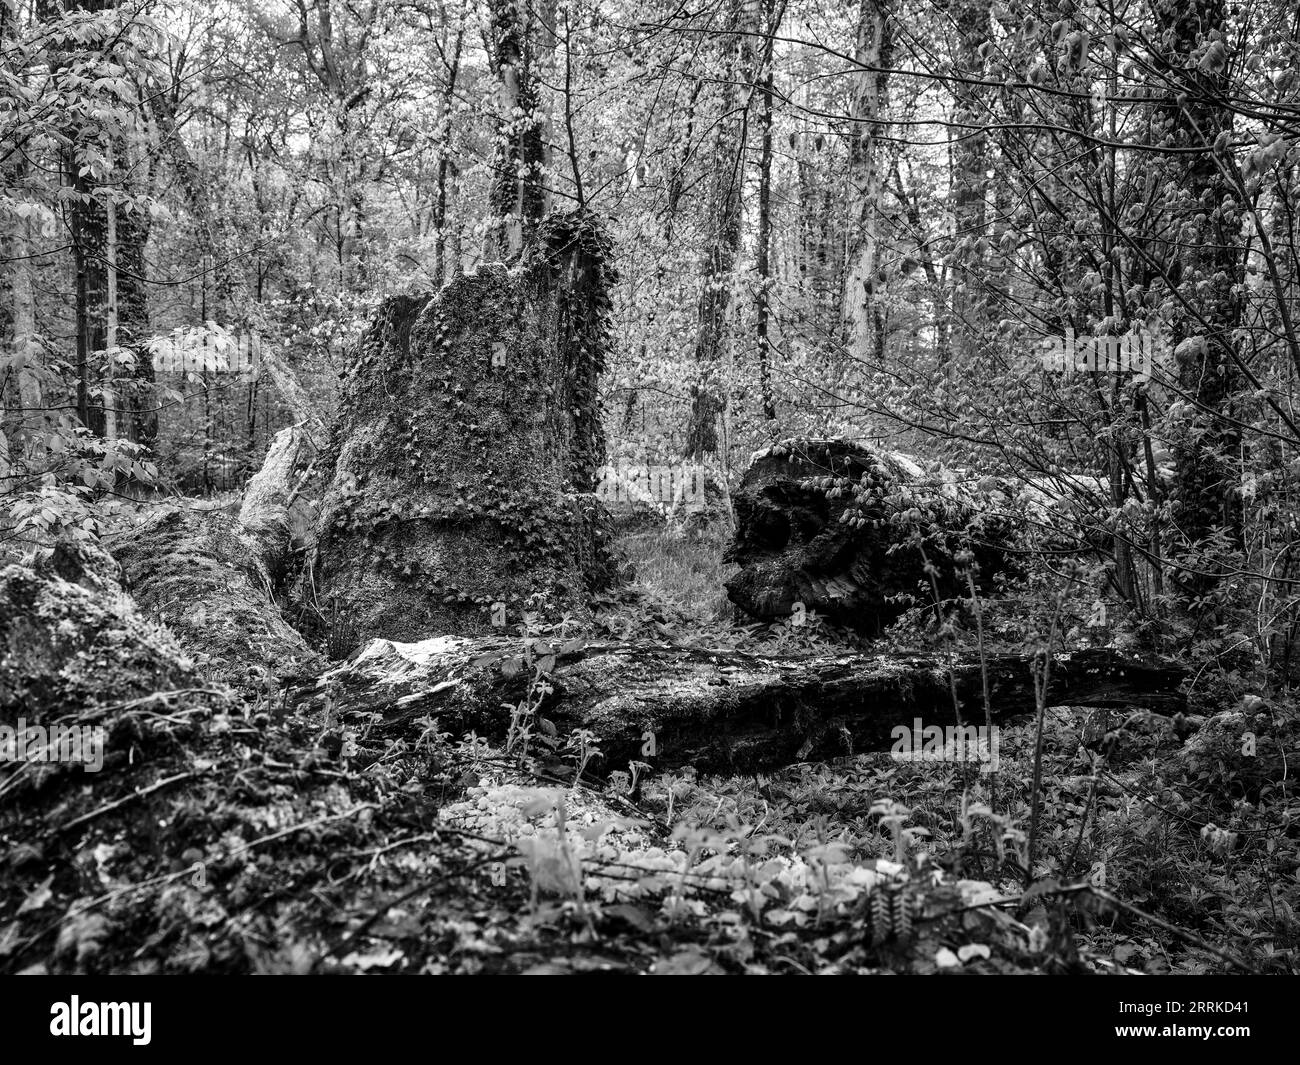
[236,422,318,580]
[725,438,1018,633]
[290,637,1187,775]
[108,506,320,685]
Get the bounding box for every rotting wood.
[288,638,1187,775]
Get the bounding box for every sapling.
[565,728,602,786]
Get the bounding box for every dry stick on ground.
[1086,886,1255,973]
[0,691,227,804]
[54,770,200,836]
[75,688,232,720]
[1062,769,1100,880]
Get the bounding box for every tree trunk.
[1,539,197,718]
[432,25,464,286]
[312,213,614,642]
[754,0,782,420]
[109,507,318,684]
[723,439,1014,630]
[152,79,236,318]
[68,153,108,434]
[684,0,753,459]
[842,0,892,363]
[483,0,548,261]
[948,0,990,364]
[1,6,43,447]
[237,424,317,580]
[1152,0,1243,607]
[56,0,149,441]
[116,165,155,448]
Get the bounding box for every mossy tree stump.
[313,213,614,642]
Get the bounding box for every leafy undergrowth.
[3,623,1294,974]
[0,678,1020,974]
[1,522,1294,974]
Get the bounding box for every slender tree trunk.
[685,0,752,459]
[68,153,107,434]
[484,0,547,261]
[754,0,782,420]
[842,0,892,363]
[432,26,464,286]
[51,0,115,433]
[948,0,990,363]
[890,163,948,364]
[1152,0,1243,606]
[153,77,234,315]
[2,2,43,442]
[664,81,702,243]
[57,0,150,443]
[117,176,154,447]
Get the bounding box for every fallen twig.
[55,770,200,836]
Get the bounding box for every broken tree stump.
[311,213,615,642]
[725,438,1018,632]
[290,637,1187,776]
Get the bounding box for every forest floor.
[1,522,1296,975]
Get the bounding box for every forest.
[0,0,1297,980]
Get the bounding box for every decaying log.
[725,438,1017,633]
[236,423,317,578]
[258,346,326,444]
[109,507,319,684]
[105,401,335,683]
[291,637,1187,775]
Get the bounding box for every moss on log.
[288,637,1187,776]
[109,507,318,684]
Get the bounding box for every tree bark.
[68,150,107,433]
[109,507,318,684]
[1152,0,1243,607]
[116,160,154,448]
[948,0,990,364]
[754,0,782,420]
[312,213,614,642]
[0,6,43,447]
[842,0,892,363]
[723,438,1013,630]
[56,0,149,441]
[684,0,753,459]
[1,539,196,718]
[293,637,1188,776]
[432,24,465,286]
[483,0,548,261]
